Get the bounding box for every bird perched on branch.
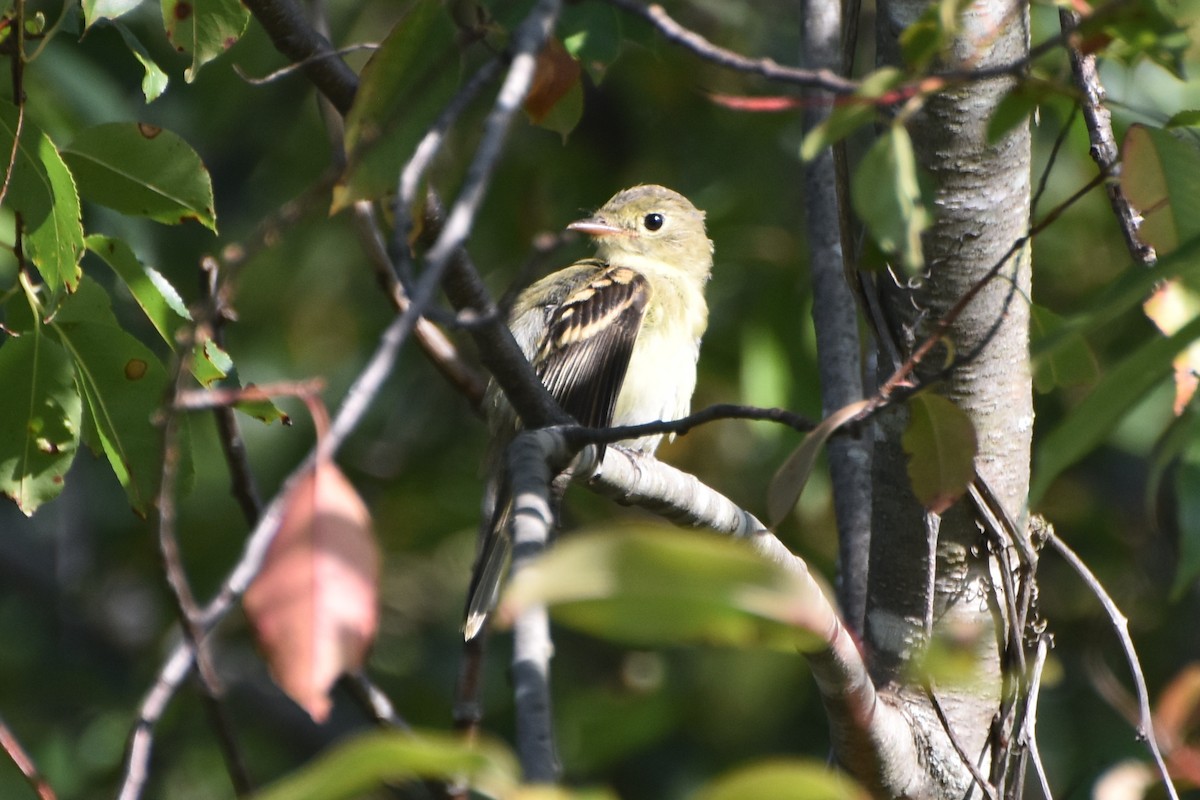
[465,184,715,641]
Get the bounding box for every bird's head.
[568,185,713,278]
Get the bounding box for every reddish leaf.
[708,94,804,112]
[243,460,380,722]
[1143,280,1200,414]
[524,37,581,125]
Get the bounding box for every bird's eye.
[643,213,664,231]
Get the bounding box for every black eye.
[643,213,664,231]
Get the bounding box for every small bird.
[464,184,714,640]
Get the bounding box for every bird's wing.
[533,264,650,430]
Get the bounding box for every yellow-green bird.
[465,184,714,640]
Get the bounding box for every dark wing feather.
[533,265,650,430]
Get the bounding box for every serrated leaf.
[853,125,931,275]
[767,400,870,527]
[161,0,249,82]
[111,20,169,102]
[85,235,190,346]
[0,333,81,515]
[0,100,84,294]
[1029,303,1100,393]
[799,67,902,161]
[498,527,827,652]
[1121,124,1200,255]
[249,730,519,800]
[62,123,216,231]
[83,0,144,26]
[1032,314,1200,505]
[902,393,977,514]
[334,0,458,211]
[244,458,379,722]
[49,277,168,515]
[693,760,868,800]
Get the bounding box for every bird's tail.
[464,490,512,641]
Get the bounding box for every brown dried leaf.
[243,460,380,722]
[1144,280,1200,415]
[524,37,581,124]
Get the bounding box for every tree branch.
[242,0,358,114]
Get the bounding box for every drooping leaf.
[1029,303,1100,394]
[524,37,582,135]
[0,100,85,294]
[49,277,169,515]
[987,79,1058,144]
[498,527,827,652]
[1031,314,1200,504]
[852,124,932,275]
[249,730,519,800]
[243,458,379,722]
[560,1,620,83]
[85,235,190,346]
[62,123,216,231]
[0,333,82,515]
[111,20,170,102]
[902,393,977,514]
[1143,280,1200,414]
[161,0,249,82]
[799,67,903,162]
[693,759,868,800]
[83,0,145,27]
[1120,124,1200,255]
[767,400,870,527]
[334,0,459,211]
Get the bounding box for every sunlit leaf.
[1121,124,1200,255]
[83,0,144,26]
[1032,314,1200,505]
[161,0,250,82]
[767,400,870,527]
[111,20,170,102]
[1143,280,1200,414]
[853,124,932,275]
[334,0,458,211]
[0,333,81,515]
[243,458,379,722]
[799,67,903,162]
[1029,303,1100,393]
[62,123,216,231]
[0,100,84,294]
[902,393,977,514]
[85,235,190,346]
[498,527,827,652]
[249,730,519,800]
[49,277,168,515]
[693,759,868,800]
[560,1,620,83]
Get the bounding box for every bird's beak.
[567,217,624,237]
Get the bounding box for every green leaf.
[83,0,144,26]
[111,20,170,102]
[499,527,826,652]
[49,277,168,515]
[524,38,583,140]
[852,124,932,275]
[334,0,459,211]
[767,400,870,527]
[693,760,868,800]
[560,1,620,83]
[1120,124,1200,255]
[85,235,190,346]
[987,80,1057,144]
[249,730,519,800]
[1029,303,1100,393]
[799,67,902,162]
[1031,313,1200,505]
[1165,110,1200,129]
[0,100,85,294]
[62,123,216,231]
[902,393,977,514]
[1171,434,1200,599]
[0,333,82,515]
[161,0,249,82]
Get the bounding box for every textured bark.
[860,0,1033,796]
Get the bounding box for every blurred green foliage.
[2,0,1200,798]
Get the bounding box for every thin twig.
[923,683,999,800]
[0,715,55,800]
[234,42,378,85]
[1046,530,1179,800]
[1018,636,1055,800]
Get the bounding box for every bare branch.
[0,715,55,800]
[1046,529,1179,800]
